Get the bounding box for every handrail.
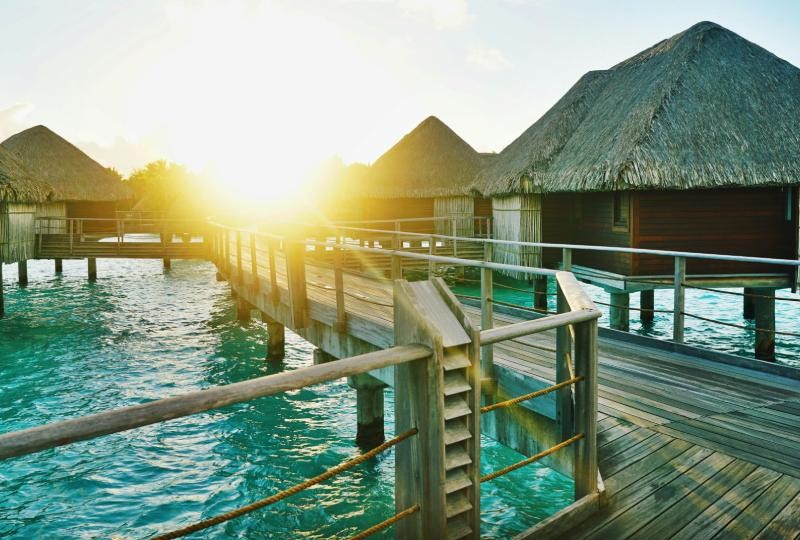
[480,308,599,345]
[0,344,431,460]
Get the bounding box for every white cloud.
[0,103,35,141]
[466,46,513,71]
[344,0,472,29]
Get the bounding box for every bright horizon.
[1,0,799,199]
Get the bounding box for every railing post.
[391,223,402,280]
[673,256,686,343]
[481,242,494,380]
[268,238,279,305]
[451,218,457,257]
[555,286,574,442]
[428,236,435,278]
[285,231,308,328]
[235,230,244,285]
[69,219,74,255]
[250,231,259,292]
[573,316,598,498]
[333,246,347,333]
[562,247,572,271]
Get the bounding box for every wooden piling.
[533,277,548,313]
[743,287,755,320]
[87,258,97,281]
[609,292,630,331]
[0,263,4,318]
[753,287,776,362]
[17,260,28,286]
[640,289,655,323]
[54,258,63,274]
[163,257,171,270]
[265,317,285,361]
[349,373,386,449]
[236,297,251,322]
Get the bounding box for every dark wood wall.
[542,192,634,274]
[67,201,119,233]
[633,187,796,275]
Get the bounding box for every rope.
[153,428,418,540]
[349,505,420,539]
[681,312,800,337]
[682,283,800,303]
[480,433,584,483]
[481,377,583,413]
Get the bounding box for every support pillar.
[215,271,226,282]
[640,289,655,324]
[313,348,335,365]
[17,260,28,286]
[609,291,630,332]
[87,258,97,281]
[533,276,548,313]
[264,316,285,361]
[753,288,775,362]
[743,288,755,320]
[348,373,386,449]
[0,263,4,318]
[54,258,63,274]
[163,257,171,270]
[236,297,251,322]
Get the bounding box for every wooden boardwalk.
[225,244,800,539]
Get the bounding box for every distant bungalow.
[354,116,494,236]
[473,21,799,290]
[0,144,53,266]
[1,125,132,233]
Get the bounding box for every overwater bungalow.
[352,116,493,236]
[1,125,132,233]
[473,21,800,291]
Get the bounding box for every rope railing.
[681,282,800,302]
[481,377,583,414]
[480,433,584,483]
[453,292,556,315]
[681,311,800,337]
[349,505,421,540]
[154,428,419,540]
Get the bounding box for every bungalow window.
[612,192,630,231]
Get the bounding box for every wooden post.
[609,292,630,332]
[562,247,572,271]
[235,230,243,285]
[69,219,74,255]
[743,288,755,320]
[753,288,776,362]
[391,224,402,280]
[264,315,285,361]
[333,247,347,332]
[163,257,171,270]
[87,258,97,281]
[0,263,4,318]
[555,287,574,442]
[673,257,686,343]
[428,236,435,277]
[481,242,494,379]
[285,231,308,329]
[451,218,457,257]
[268,238,278,304]
[17,260,28,286]
[573,317,598,498]
[54,258,63,274]
[640,289,655,323]
[349,373,386,449]
[533,277,548,313]
[236,297,251,322]
[250,232,259,292]
[394,279,480,539]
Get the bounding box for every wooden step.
[446,491,472,519]
[444,395,471,421]
[444,422,471,445]
[442,351,471,371]
[447,516,472,540]
[445,469,472,494]
[444,371,470,396]
[445,444,472,471]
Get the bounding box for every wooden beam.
[481,242,494,378]
[573,317,598,498]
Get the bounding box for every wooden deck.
[222,242,800,538]
[35,233,208,260]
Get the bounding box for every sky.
[0,0,798,196]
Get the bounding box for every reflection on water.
[0,259,571,539]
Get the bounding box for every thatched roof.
[2,125,132,202]
[362,116,487,198]
[0,144,53,203]
[475,21,800,195]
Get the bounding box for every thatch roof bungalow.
[0,144,54,263]
[351,116,494,236]
[2,125,132,233]
[474,21,800,281]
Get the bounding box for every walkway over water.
[215,225,800,539]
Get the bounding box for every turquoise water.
[450,272,800,368]
[0,259,572,539]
